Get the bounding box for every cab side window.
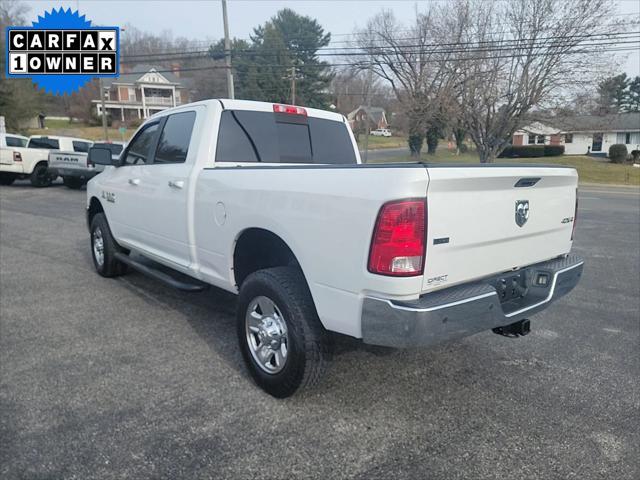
[154,111,196,164]
[122,123,159,166]
[73,141,92,153]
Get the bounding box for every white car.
[0,135,92,187]
[86,99,583,397]
[371,128,392,137]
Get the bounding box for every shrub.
[630,150,640,163]
[458,143,469,153]
[608,144,628,163]
[543,145,565,156]
[499,145,545,158]
[408,134,424,156]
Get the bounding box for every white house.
[512,113,640,155]
[556,113,640,155]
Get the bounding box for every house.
[555,113,640,155]
[512,113,640,155]
[93,65,191,124]
[347,106,389,131]
[512,121,562,146]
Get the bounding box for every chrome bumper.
[361,255,584,348]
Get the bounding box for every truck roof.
[149,99,346,123]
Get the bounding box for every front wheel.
[63,176,84,189]
[29,163,53,187]
[237,267,332,398]
[90,213,128,277]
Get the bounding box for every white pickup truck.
[86,99,583,397]
[0,135,92,187]
[48,142,123,189]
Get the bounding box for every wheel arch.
[87,196,104,231]
[232,227,307,290]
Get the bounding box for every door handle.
[168,180,184,189]
[128,178,140,186]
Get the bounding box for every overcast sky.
[23,0,640,75]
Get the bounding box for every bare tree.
[353,9,459,156]
[448,0,614,162]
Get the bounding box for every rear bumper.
[48,166,98,179]
[361,254,584,348]
[0,163,25,174]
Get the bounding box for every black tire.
[90,213,128,277]
[63,176,84,189]
[29,162,53,187]
[0,173,16,186]
[237,267,332,398]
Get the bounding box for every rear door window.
[215,110,356,164]
[27,137,60,149]
[154,111,197,164]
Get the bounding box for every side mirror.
[88,146,115,166]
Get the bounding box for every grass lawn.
[27,119,135,142]
[356,135,407,150]
[371,149,640,186]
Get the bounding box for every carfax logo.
[5,8,119,95]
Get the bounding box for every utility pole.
[290,66,296,104]
[99,78,108,141]
[362,69,373,163]
[221,0,234,99]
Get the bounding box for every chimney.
[171,63,180,78]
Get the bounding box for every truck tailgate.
[422,165,578,292]
[49,151,88,171]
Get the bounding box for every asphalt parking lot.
[1,181,638,479]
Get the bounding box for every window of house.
[154,111,196,164]
[122,122,159,166]
[537,135,545,144]
[564,133,573,143]
[527,134,535,145]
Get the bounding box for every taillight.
[13,152,22,162]
[368,199,426,276]
[571,188,578,240]
[273,104,307,116]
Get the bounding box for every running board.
[114,253,208,292]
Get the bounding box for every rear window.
[28,137,60,150]
[94,143,123,155]
[215,110,357,164]
[5,136,27,147]
[73,141,92,153]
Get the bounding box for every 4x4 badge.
[515,200,529,227]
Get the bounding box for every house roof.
[347,106,386,124]
[104,65,184,87]
[554,113,640,133]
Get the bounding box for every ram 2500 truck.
[0,135,92,187]
[86,99,583,397]
[48,142,123,189]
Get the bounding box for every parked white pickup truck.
[86,99,583,397]
[49,142,123,189]
[0,135,92,187]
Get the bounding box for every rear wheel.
[29,162,53,187]
[237,267,331,398]
[0,173,16,186]
[63,176,84,189]
[90,213,128,277]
